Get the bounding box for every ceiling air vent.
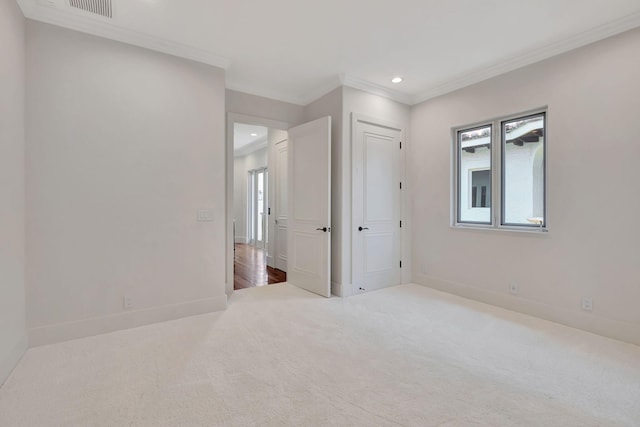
[69,0,112,18]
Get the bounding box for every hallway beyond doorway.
[234,244,286,290]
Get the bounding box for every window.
[454,110,546,230]
[457,125,492,224]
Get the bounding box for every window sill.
[451,223,549,235]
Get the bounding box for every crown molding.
[341,75,413,106]
[298,76,344,106]
[17,0,230,70]
[412,11,640,105]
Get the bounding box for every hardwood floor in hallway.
[234,243,286,290]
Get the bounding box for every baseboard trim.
[331,281,343,297]
[234,236,248,244]
[416,275,640,346]
[29,295,228,347]
[0,334,28,386]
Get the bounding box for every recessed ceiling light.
[250,133,258,137]
[391,76,403,84]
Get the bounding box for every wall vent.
[69,0,112,18]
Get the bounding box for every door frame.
[351,113,409,295]
[226,113,290,296]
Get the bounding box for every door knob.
[316,227,328,232]
[358,226,369,231]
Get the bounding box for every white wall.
[26,21,227,345]
[226,90,305,126]
[233,147,268,244]
[410,27,640,345]
[342,87,412,295]
[0,0,27,384]
[304,87,344,295]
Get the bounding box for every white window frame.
[451,108,548,233]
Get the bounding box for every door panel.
[275,140,288,271]
[287,117,331,297]
[354,119,401,292]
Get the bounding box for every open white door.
[287,117,331,297]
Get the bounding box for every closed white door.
[287,117,331,297]
[274,139,288,272]
[353,118,402,292]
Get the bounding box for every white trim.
[17,0,230,70]
[412,11,640,105]
[415,276,640,347]
[342,75,413,106]
[0,334,28,386]
[235,235,248,244]
[331,281,343,297]
[28,296,227,347]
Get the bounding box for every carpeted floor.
[1,283,639,426]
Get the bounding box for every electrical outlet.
[509,282,519,295]
[421,264,428,275]
[123,295,134,310]
[581,297,593,312]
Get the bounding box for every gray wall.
[26,21,227,345]
[0,0,27,385]
[226,89,305,126]
[410,27,640,345]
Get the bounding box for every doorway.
[229,118,289,291]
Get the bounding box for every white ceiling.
[234,123,268,154]
[18,0,640,105]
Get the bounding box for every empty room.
[1,0,640,425]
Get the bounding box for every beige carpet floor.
[1,283,639,426]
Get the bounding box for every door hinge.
[400,220,402,228]
[399,182,402,190]
[400,260,402,268]
[399,141,402,149]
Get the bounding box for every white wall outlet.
[123,295,134,310]
[197,208,214,222]
[421,264,428,275]
[581,297,593,311]
[509,282,519,295]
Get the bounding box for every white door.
[287,117,331,297]
[274,139,288,272]
[249,168,267,249]
[353,118,402,292]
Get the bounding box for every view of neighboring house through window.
[457,125,492,224]
[502,113,545,226]
[454,111,546,229]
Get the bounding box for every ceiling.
[18,0,640,105]
[234,123,268,154]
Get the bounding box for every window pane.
[458,126,492,223]
[502,114,545,226]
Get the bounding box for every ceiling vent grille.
[69,0,112,18]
